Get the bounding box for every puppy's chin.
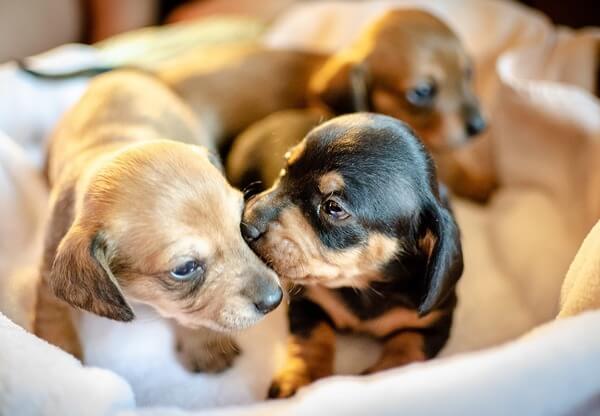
[141,296,266,333]
[177,307,266,333]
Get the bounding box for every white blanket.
[2,307,600,416]
[0,0,599,415]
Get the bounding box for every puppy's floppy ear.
[311,58,371,114]
[49,224,134,321]
[417,198,463,316]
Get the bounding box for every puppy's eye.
[406,81,437,107]
[170,260,204,281]
[322,199,349,221]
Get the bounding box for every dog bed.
[0,1,599,415]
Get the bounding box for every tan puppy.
[162,10,491,199]
[34,70,282,373]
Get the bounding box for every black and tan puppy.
[34,70,282,373]
[240,113,463,398]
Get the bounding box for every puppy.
[240,113,463,398]
[34,70,282,373]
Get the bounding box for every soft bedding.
[0,1,599,415]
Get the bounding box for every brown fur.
[269,322,336,399]
[270,325,426,396]
[35,70,281,372]
[308,10,482,148]
[363,332,426,374]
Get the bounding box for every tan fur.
[269,323,336,398]
[254,205,399,288]
[35,71,280,370]
[306,286,443,338]
[161,49,325,146]
[318,171,345,195]
[270,330,426,397]
[419,229,437,260]
[363,332,426,374]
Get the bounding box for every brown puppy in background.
[164,9,484,148]
[164,10,491,199]
[34,70,282,373]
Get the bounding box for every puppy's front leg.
[268,297,336,399]
[363,331,426,374]
[174,324,240,373]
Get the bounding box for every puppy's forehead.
[99,141,243,257]
[300,114,426,169]
[367,10,468,80]
[289,114,430,214]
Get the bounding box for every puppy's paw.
[267,370,311,399]
[176,332,241,373]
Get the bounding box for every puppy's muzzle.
[464,106,487,138]
[241,222,263,242]
[245,273,283,314]
[242,189,284,243]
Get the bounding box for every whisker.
[368,285,385,298]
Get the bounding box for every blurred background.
[0,0,598,63]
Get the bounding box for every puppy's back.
[162,49,326,147]
[226,109,323,189]
[47,70,208,186]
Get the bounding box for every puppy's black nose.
[465,113,487,137]
[241,222,262,242]
[254,286,283,314]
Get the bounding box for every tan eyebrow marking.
[318,171,345,195]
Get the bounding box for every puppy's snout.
[254,285,283,314]
[242,191,282,243]
[241,222,263,242]
[465,111,486,138]
[244,276,283,315]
